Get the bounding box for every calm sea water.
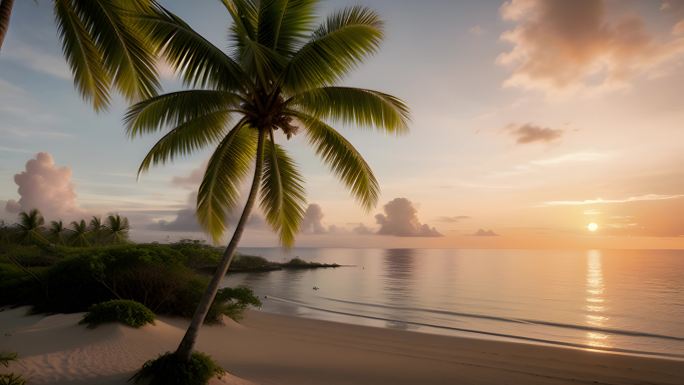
[223,248,684,359]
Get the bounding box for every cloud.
[4,41,70,80]
[171,162,206,189]
[506,123,564,144]
[498,0,684,93]
[436,215,471,223]
[469,25,485,36]
[159,165,269,234]
[156,206,201,232]
[674,20,684,35]
[155,192,265,233]
[530,152,608,166]
[5,152,86,220]
[471,229,499,237]
[300,204,327,234]
[543,194,684,206]
[0,146,31,154]
[375,198,442,237]
[352,223,374,235]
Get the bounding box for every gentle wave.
[319,296,684,342]
[265,295,684,360]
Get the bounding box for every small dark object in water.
[313,286,319,291]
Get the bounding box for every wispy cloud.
[530,152,609,166]
[469,25,485,36]
[506,123,564,144]
[436,215,471,223]
[4,41,70,80]
[0,146,32,154]
[489,152,611,178]
[543,194,684,206]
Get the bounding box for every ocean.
[223,248,684,359]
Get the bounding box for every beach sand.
[1,307,681,385]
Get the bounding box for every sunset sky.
[1,0,682,249]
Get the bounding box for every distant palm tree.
[0,0,159,111]
[16,209,47,245]
[128,0,409,361]
[0,219,13,244]
[49,220,68,245]
[89,216,105,245]
[69,219,90,247]
[104,214,129,244]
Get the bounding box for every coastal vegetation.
[80,299,156,329]
[0,232,266,323]
[0,211,335,326]
[131,351,224,385]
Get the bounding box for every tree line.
[0,209,129,247]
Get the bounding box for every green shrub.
[131,351,224,385]
[211,287,262,322]
[170,281,261,323]
[0,352,26,385]
[0,352,17,367]
[80,300,155,328]
[27,245,191,313]
[0,373,26,385]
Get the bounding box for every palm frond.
[54,0,111,111]
[221,0,258,53]
[136,3,246,90]
[260,131,306,246]
[256,0,316,54]
[290,86,409,133]
[197,122,258,242]
[124,90,242,137]
[222,1,290,88]
[137,110,232,175]
[68,0,160,102]
[283,6,383,92]
[293,112,379,210]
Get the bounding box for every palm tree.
[49,220,68,245]
[89,216,105,245]
[15,209,47,245]
[69,219,90,247]
[104,214,129,244]
[128,0,409,361]
[0,0,159,111]
[0,0,14,50]
[0,219,13,244]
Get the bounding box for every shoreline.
[1,307,682,385]
[260,296,684,360]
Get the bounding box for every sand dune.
[1,306,682,385]
[0,307,253,385]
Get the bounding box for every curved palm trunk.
[0,0,15,51]
[175,129,266,361]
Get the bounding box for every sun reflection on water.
[585,250,610,348]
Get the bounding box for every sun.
[587,222,599,232]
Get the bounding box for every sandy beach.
[1,306,681,385]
